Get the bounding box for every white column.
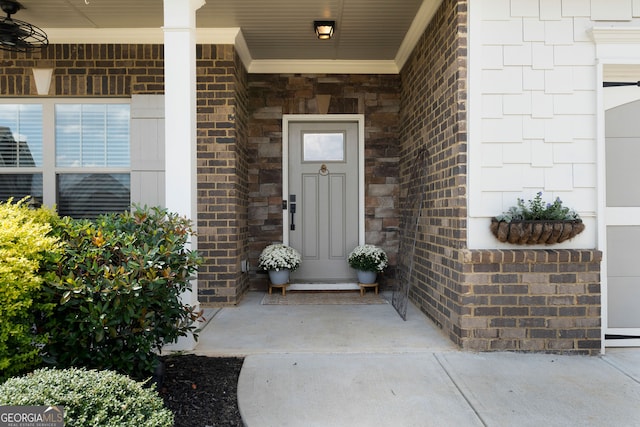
[163,0,204,351]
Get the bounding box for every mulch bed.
[159,354,244,427]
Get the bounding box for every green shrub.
[40,205,202,378]
[0,198,60,381]
[0,367,173,427]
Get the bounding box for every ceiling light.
[314,20,335,40]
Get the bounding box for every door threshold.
[289,282,359,291]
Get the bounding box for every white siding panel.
[553,43,597,65]
[634,0,640,16]
[544,164,575,190]
[573,163,597,187]
[544,20,575,45]
[503,139,532,163]
[554,139,596,163]
[531,139,554,167]
[477,191,505,216]
[481,20,524,45]
[540,0,562,20]
[482,95,504,118]
[571,66,597,90]
[554,91,596,115]
[468,0,605,248]
[482,45,505,69]
[521,165,545,187]
[523,117,547,139]
[544,116,576,142]
[504,43,532,65]
[504,92,532,114]
[482,164,524,190]
[523,18,546,41]
[545,68,575,93]
[562,0,591,17]
[531,92,554,117]
[482,117,523,142]
[523,68,546,90]
[481,143,504,167]
[532,43,554,69]
[482,0,511,19]
[511,0,539,17]
[482,68,523,93]
[591,0,632,21]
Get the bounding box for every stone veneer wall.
[0,44,249,306]
[247,74,401,289]
[399,0,602,354]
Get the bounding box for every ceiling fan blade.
[603,81,640,87]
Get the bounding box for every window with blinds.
[0,100,131,218]
[0,104,43,206]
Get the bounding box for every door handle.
[289,194,296,231]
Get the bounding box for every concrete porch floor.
[192,291,640,426]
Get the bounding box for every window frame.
[0,98,131,210]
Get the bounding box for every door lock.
[289,194,296,231]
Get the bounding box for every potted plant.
[490,192,584,244]
[258,243,302,285]
[348,244,388,284]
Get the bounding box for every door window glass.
[303,132,344,161]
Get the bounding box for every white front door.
[285,118,361,286]
[605,93,640,346]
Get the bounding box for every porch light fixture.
[314,20,335,40]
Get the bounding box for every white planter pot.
[356,270,377,284]
[268,269,290,285]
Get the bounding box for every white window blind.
[55,104,130,168]
[0,100,131,218]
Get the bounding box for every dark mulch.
[159,354,244,427]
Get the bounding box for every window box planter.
[490,218,585,245]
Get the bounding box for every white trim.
[605,339,640,347]
[44,27,241,45]
[247,60,399,74]
[395,0,443,71]
[289,283,359,291]
[606,328,640,336]
[596,61,607,355]
[282,114,365,247]
[605,328,640,348]
[466,0,482,246]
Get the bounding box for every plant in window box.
[348,244,388,284]
[258,244,302,285]
[490,192,584,244]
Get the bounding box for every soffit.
[16,0,435,64]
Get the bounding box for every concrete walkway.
[193,292,640,427]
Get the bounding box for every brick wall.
[0,44,164,95]
[247,74,401,289]
[196,45,250,306]
[399,0,469,341]
[461,249,602,355]
[0,43,249,306]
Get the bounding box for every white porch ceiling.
[15,0,443,73]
